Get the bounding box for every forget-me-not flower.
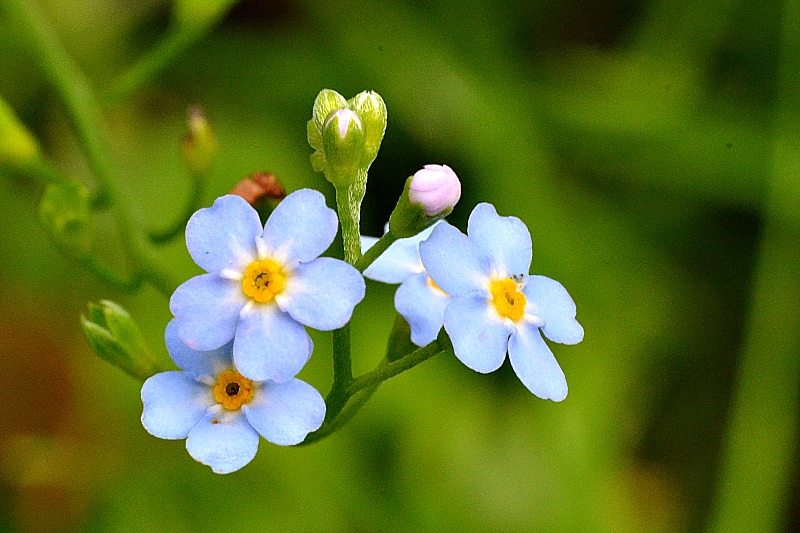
[141,320,326,474]
[170,189,365,382]
[361,222,450,346]
[419,203,583,401]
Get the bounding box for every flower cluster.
[136,90,583,474]
[142,189,364,472]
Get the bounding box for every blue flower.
[361,222,450,346]
[141,320,326,474]
[419,203,583,401]
[170,189,365,382]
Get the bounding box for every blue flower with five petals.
[170,189,365,382]
[141,320,326,474]
[419,203,583,401]
[361,222,451,346]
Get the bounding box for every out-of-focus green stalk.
[3,0,180,297]
[708,1,800,530]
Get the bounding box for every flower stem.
[301,340,448,445]
[334,176,366,265]
[355,230,397,273]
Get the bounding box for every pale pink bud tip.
[408,164,461,216]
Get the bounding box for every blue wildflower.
[141,320,326,474]
[361,222,451,346]
[419,203,583,401]
[170,189,365,382]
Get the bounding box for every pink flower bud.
[408,164,461,216]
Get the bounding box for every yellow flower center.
[426,275,447,296]
[213,370,255,410]
[241,259,286,303]
[489,277,526,322]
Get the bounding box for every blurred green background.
[1,0,799,531]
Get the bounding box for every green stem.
[334,178,366,265]
[355,230,396,272]
[101,28,201,105]
[148,172,206,244]
[301,341,446,445]
[5,0,181,298]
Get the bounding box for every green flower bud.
[312,89,348,134]
[0,97,39,166]
[181,105,217,176]
[81,301,160,381]
[347,91,387,169]
[321,109,366,188]
[38,182,91,253]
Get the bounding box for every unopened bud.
[321,109,365,187]
[389,164,461,238]
[181,105,217,176]
[348,91,386,169]
[81,301,160,381]
[408,164,461,216]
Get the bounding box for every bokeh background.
[1,0,798,531]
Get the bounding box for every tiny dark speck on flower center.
[211,418,220,424]
[226,382,240,396]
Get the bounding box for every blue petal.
[467,203,532,277]
[362,223,443,284]
[243,378,326,445]
[233,305,312,382]
[185,195,261,273]
[261,189,337,263]
[170,274,247,351]
[164,319,233,375]
[508,322,568,401]
[141,371,212,439]
[523,275,584,345]
[419,223,490,296]
[443,295,512,373]
[185,409,259,474]
[395,273,449,346]
[280,258,365,331]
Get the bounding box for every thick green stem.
[334,176,366,265]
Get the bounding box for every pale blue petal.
[362,223,443,284]
[185,195,261,273]
[185,410,259,474]
[261,189,337,263]
[280,258,365,331]
[169,274,247,351]
[243,379,326,446]
[233,305,312,383]
[164,319,232,375]
[523,275,584,345]
[419,223,490,296]
[141,372,212,439]
[443,295,512,373]
[362,235,421,283]
[467,203,532,276]
[508,322,568,401]
[395,273,449,346]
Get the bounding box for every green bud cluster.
[39,182,92,253]
[307,89,387,189]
